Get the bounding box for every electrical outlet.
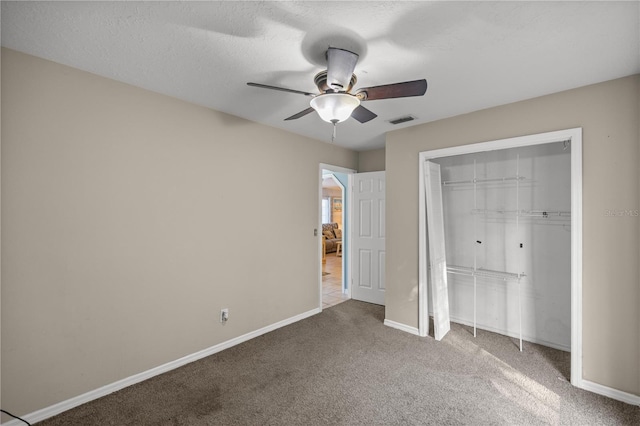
[220,308,229,323]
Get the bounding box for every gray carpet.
[38,300,639,425]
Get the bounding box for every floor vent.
[389,115,415,125]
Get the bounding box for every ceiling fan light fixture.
[310,93,360,124]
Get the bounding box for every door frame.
[418,127,583,387]
[319,164,356,311]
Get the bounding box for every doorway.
[418,128,583,387]
[319,164,355,310]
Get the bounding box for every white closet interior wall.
[432,141,571,351]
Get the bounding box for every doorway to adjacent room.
[319,164,354,310]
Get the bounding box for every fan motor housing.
[314,70,357,93]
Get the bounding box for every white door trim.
[319,164,356,311]
[418,128,583,389]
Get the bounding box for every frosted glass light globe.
[310,93,360,123]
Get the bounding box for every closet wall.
[433,141,571,350]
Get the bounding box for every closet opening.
[418,128,582,387]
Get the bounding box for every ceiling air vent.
[388,115,415,125]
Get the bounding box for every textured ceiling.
[2,1,639,151]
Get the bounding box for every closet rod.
[442,175,525,186]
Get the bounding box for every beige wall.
[386,75,640,396]
[0,48,358,416]
[358,148,385,172]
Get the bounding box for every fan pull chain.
[331,120,338,143]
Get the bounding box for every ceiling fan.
[247,47,427,127]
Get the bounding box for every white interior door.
[424,161,451,340]
[351,171,385,305]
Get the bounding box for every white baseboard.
[384,319,420,336]
[2,307,321,426]
[580,380,640,406]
